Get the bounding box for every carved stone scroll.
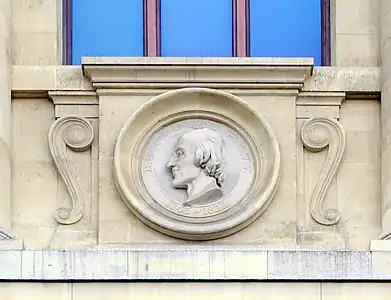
[0,227,12,240]
[380,232,391,240]
[49,116,94,225]
[301,117,346,226]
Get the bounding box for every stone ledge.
[303,67,380,92]
[0,239,23,250]
[370,240,391,251]
[0,248,388,281]
[81,56,315,66]
[11,66,380,94]
[11,66,93,92]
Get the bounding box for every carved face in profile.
[166,135,200,188]
[166,128,226,205]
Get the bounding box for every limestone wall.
[5,59,382,251]
[12,0,61,65]
[333,0,380,66]
[2,0,390,293]
[8,96,382,250]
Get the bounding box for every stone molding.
[296,92,345,120]
[1,248,389,280]
[0,239,23,250]
[49,91,99,118]
[11,66,381,94]
[83,57,313,90]
[82,57,315,65]
[297,92,345,106]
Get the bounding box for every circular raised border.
[114,88,281,240]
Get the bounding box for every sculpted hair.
[194,129,227,186]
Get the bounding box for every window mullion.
[321,0,331,66]
[63,0,72,64]
[233,0,249,57]
[144,0,161,56]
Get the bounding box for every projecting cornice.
[82,57,314,90]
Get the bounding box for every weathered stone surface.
[1,0,390,295]
[0,249,389,280]
[268,251,373,280]
[0,0,11,235]
[6,59,383,250]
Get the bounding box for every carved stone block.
[114,88,281,240]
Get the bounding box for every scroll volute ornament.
[0,228,12,240]
[301,117,346,226]
[49,116,94,225]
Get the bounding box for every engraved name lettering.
[188,120,208,129]
[243,166,252,173]
[145,152,154,161]
[143,163,152,172]
[240,150,251,161]
[225,133,237,145]
[144,132,169,165]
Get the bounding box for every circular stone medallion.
[114,88,281,240]
[141,119,254,221]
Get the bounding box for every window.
[64,0,330,66]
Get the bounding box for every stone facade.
[2,0,391,299]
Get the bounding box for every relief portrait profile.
[166,128,227,206]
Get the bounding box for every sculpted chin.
[166,128,227,206]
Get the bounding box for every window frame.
[63,0,331,65]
